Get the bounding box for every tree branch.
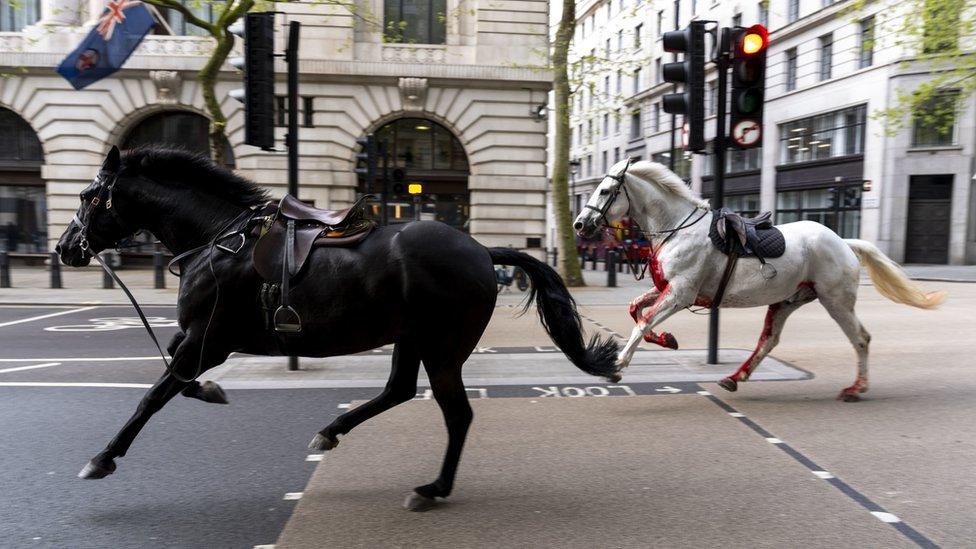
[142,0,215,35]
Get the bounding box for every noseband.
[584,158,634,228]
[73,171,134,257]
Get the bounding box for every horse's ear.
[104,146,121,172]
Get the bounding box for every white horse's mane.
[627,161,710,209]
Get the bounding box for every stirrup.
[274,305,302,332]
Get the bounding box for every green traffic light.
[738,89,763,114]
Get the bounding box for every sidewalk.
[0,262,973,306]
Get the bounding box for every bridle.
[581,158,709,280]
[73,171,133,257]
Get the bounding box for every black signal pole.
[286,20,301,372]
[707,27,730,366]
[668,0,679,171]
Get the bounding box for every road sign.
[731,119,762,147]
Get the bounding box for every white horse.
[573,159,946,401]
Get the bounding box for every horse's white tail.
[845,239,946,309]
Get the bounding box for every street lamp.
[569,158,581,216]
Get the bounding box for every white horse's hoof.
[78,458,115,479]
[308,433,339,451]
[403,492,439,512]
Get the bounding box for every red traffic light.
[738,24,768,57]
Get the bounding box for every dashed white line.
[812,471,835,480]
[696,390,712,396]
[306,454,323,462]
[0,382,152,389]
[765,437,784,444]
[0,307,97,328]
[728,412,745,418]
[283,492,303,501]
[870,511,902,523]
[0,356,169,363]
[337,403,350,409]
[0,362,61,375]
[253,545,276,548]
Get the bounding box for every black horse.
[56,146,620,510]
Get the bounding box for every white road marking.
[306,454,323,462]
[337,403,350,409]
[0,356,169,363]
[697,390,712,396]
[812,471,835,480]
[253,545,276,548]
[728,412,745,418]
[283,492,303,500]
[870,511,901,523]
[765,437,784,444]
[0,362,61,375]
[0,306,97,328]
[0,382,152,389]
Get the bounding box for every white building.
[0,0,552,257]
[557,0,975,265]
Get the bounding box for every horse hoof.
[308,433,339,451]
[838,391,861,403]
[605,373,622,383]
[403,492,439,512]
[78,458,116,479]
[718,377,738,392]
[199,381,229,404]
[662,333,678,350]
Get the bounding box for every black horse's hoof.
[718,377,738,392]
[308,433,339,451]
[403,492,439,512]
[78,458,116,479]
[198,381,229,404]
[605,373,622,383]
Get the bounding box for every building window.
[384,0,447,44]
[160,1,219,36]
[577,123,583,145]
[630,110,642,140]
[616,70,623,93]
[785,48,798,91]
[603,113,610,136]
[651,149,692,180]
[653,103,661,132]
[654,58,661,85]
[819,34,833,80]
[707,81,717,116]
[779,104,867,164]
[691,0,697,14]
[589,83,595,108]
[617,30,624,51]
[302,97,315,128]
[0,106,45,253]
[732,13,742,28]
[275,96,287,127]
[703,144,763,175]
[601,150,608,173]
[634,68,642,94]
[615,109,622,134]
[605,38,611,58]
[656,10,664,38]
[604,75,610,96]
[614,147,621,164]
[859,17,875,68]
[776,186,862,238]
[587,119,594,143]
[758,2,768,27]
[635,24,643,49]
[923,0,962,53]
[725,194,761,217]
[912,90,959,147]
[788,0,799,22]
[0,0,40,32]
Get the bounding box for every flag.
[56,1,156,90]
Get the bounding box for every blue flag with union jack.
[56,1,156,90]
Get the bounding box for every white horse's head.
[573,158,635,238]
[574,159,709,238]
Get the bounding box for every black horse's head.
[57,146,137,267]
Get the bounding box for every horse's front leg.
[628,288,678,350]
[616,283,694,369]
[79,335,228,479]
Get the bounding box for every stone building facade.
[558,0,976,265]
[0,0,551,256]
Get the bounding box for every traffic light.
[229,12,276,151]
[661,20,707,152]
[729,24,768,149]
[355,134,378,193]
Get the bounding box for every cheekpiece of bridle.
[74,171,131,257]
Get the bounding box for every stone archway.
[0,106,45,253]
[121,110,235,167]
[357,117,470,231]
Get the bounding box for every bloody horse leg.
[718,288,816,392]
[819,295,871,402]
[628,288,677,349]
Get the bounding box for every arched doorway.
[357,117,470,231]
[119,110,234,254]
[121,110,234,167]
[0,107,44,253]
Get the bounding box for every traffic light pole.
[286,20,301,372]
[668,0,679,171]
[707,27,730,366]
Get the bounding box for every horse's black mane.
[120,146,269,207]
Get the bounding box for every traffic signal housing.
[729,24,768,149]
[661,20,707,152]
[229,12,276,151]
[355,134,378,193]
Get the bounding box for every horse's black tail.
[488,248,622,382]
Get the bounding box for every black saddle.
[252,195,375,332]
[709,208,785,260]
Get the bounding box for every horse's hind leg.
[819,295,871,402]
[718,287,816,392]
[308,340,421,451]
[405,362,472,512]
[167,331,228,405]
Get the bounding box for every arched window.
[0,107,44,253]
[384,0,447,44]
[122,111,234,168]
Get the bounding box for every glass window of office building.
[780,105,866,164]
[776,185,862,238]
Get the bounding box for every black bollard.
[553,247,558,269]
[580,253,586,270]
[49,252,62,289]
[591,254,598,271]
[607,251,617,287]
[0,251,10,288]
[102,260,114,289]
[153,251,165,289]
[618,250,624,272]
